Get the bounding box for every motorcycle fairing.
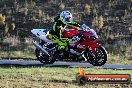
[63,29,78,38]
[63,29,101,55]
[31,29,52,42]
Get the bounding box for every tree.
[85,4,91,15]
[0,14,16,43]
[98,15,104,29]
[59,3,65,10]
[0,14,6,43]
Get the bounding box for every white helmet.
[60,11,73,24]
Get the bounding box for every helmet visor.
[65,17,72,23]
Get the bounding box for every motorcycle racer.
[48,10,80,51]
[31,11,107,65]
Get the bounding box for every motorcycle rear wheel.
[35,43,56,64]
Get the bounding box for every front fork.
[82,43,101,61]
[88,43,101,55]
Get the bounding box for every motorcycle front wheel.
[84,46,107,66]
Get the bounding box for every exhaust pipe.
[32,41,50,56]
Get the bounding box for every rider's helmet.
[60,11,73,24]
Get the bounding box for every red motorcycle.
[31,24,108,66]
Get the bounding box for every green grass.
[0,67,131,88]
[107,53,132,65]
[0,51,36,60]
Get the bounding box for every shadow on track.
[0,64,71,68]
[0,57,71,68]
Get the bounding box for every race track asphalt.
[0,59,132,70]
